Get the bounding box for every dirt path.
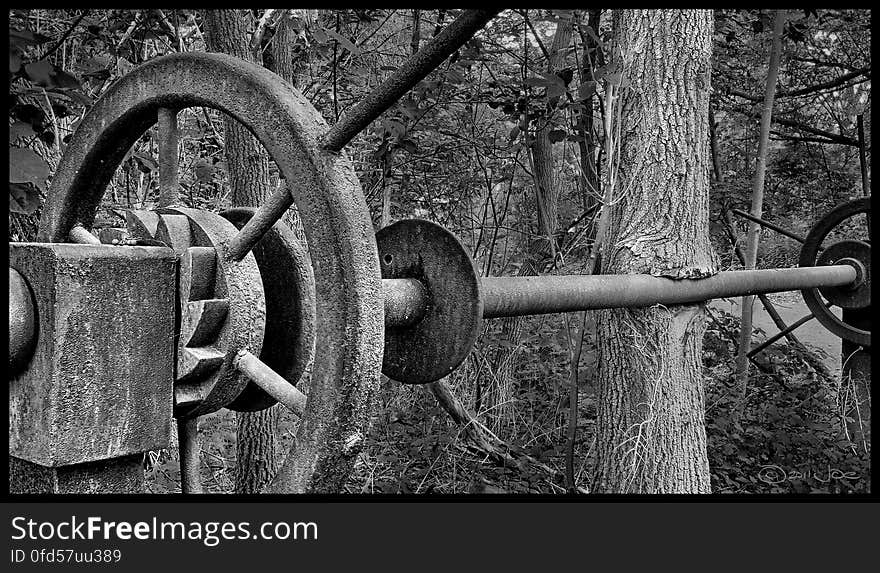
[710,291,842,376]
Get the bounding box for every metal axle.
[382,264,858,325]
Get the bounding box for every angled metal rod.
[224,183,292,262]
[747,313,815,358]
[383,265,857,325]
[730,208,806,243]
[234,350,306,417]
[322,9,501,153]
[68,224,101,244]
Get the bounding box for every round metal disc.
[816,240,871,309]
[221,207,316,412]
[799,196,871,346]
[377,219,482,384]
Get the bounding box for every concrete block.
[9,243,176,467]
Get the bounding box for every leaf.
[312,26,329,44]
[324,28,361,55]
[9,28,51,46]
[52,69,82,90]
[398,139,418,154]
[24,60,55,87]
[9,147,49,189]
[548,129,567,143]
[9,183,42,214]
[578,80,597,101]
[9,50,22,74]
[9,122,36,142]
[132,151,158,173]
[509,125,520,141]
[194,159,215,182]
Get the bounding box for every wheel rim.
[37,52,384,493]
[799,196,871,347]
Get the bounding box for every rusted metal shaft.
[382,265,857,325]
[480,266,856,318]
[225,184,293,262]
[384,278,429,328]
[158,107,180,208]
[68,224,101,244]
[9,267,37,375]
[323,9,501,153]
[233,350,306,417]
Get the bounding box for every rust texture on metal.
[156,207,266,418]
[9,267,37,376]
[9,454,145,494]
[730,208,807,243]
[480,266,857,318]
[383,278,429,328]
[234,350,307,417]
[177,417,203,494]
[68,225,101,244]
[221,207,316,412]
[37,52,383,493]
[224,185,294,263]
[322,9,501,153]
[377,219,483,384]
[8,243,175,467]
[158,107,180,208]
[815,241,870,309]
[799,196,871,346]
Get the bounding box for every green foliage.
[704,310,870,494]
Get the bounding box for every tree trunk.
[592,10,717,493]
[202,9,277,495]
[735,10,787,396]
[486,15,573,435]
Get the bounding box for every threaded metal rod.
[382,265,858,325]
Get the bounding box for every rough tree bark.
[592,10,717,493]
[735,10,787,396]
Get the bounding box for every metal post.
[158,107,180,208]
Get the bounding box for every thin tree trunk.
[488,14,573,435]
[593,10,717,493]
[735,10,787,398]
[203,9,277,495]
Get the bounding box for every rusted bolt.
[9,267,37,376]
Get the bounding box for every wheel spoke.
[68,224,101,244]
[225,183,292,261]
[177,416,203,494]
[747,312,815,358]
[233,350,306,417]
[158,107,180,208]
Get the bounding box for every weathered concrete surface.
[9,454,144,494]
[8,243,176,467]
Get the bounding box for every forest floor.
[145,294,869,495]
